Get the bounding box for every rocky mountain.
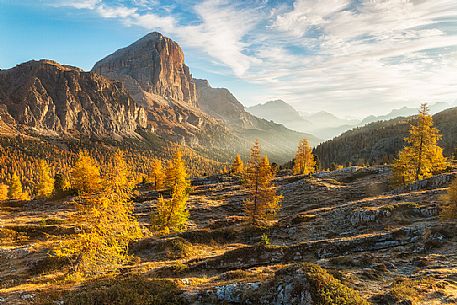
[195,82,320,151]
[93,32,197,107]
[0,60,147,139]
[91,32,313,162]
[195,79,254,128]
[314,107,457,169]
[0,32,312,163]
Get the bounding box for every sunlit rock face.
[92,32,197,107]
[0,60,147,138]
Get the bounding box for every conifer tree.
[53,173,68,197]
[55,151,141,278]
[8,173,28,200]
[0,183,8,201]
[243,140,282,224]
[36,160,54,198]
[106,150,133,194]
[392,104,448,185]
[152,149,190,234]
[441,177,457,219]
[293,138,316,175]
[231,154,244,176]
[70,151,102,194]
[150,158,166,191]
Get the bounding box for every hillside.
[2,166,457,304]
[315,107,457,169]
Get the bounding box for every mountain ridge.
[0,33,314,164]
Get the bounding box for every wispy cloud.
[51,0,457,116]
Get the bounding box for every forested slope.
[315,107,457,169]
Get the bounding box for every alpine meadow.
[2,1,457,304]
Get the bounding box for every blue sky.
[1,0,457,117]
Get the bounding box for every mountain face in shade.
[0,60,147,139]
[195,79,253,128]
[92,32,197,107]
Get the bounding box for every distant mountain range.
[361,102,452,125]
[0,32,316,164]
[247,99,455,141]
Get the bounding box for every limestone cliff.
[92,32,197,107]
[0,60,147,138]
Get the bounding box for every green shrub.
[300,263,370,305]
[63,275,186,305]
[260,233,270,246]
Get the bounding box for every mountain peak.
[92,32,197,106]
[14,59,82,72]
[0,59,147,137]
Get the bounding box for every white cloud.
[54,0,101,10]
[132,0,261,76]
[50,0,457,117]
[96,5,137,18]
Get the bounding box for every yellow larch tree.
[36,160,54,198]
[293,138,316,175]
[70,151,102,194]
[441,177,457,219]
[150,158,166,191]
[0,183,8,201]
[392,104,448,185]
[55,151,141,278]
[8,173,29,200]
[243,140,282,224]
[231,154,244,176]
[152,149,190,234]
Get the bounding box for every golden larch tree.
[441,177,457,219]
[70,151,103,194]
[243,140,282,224]
[150,158,166,191]
[392,104,448,185]
[293,138,316,175]
[36,160,54,198]
[231,154,244,176]
[55,151,141,278]
[8,173,28,200]
[152,149,190,234]
[0,183,8,201]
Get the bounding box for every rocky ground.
[1,166,457,304]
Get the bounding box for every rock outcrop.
[92,32,197,107]
[0,60,147,138]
